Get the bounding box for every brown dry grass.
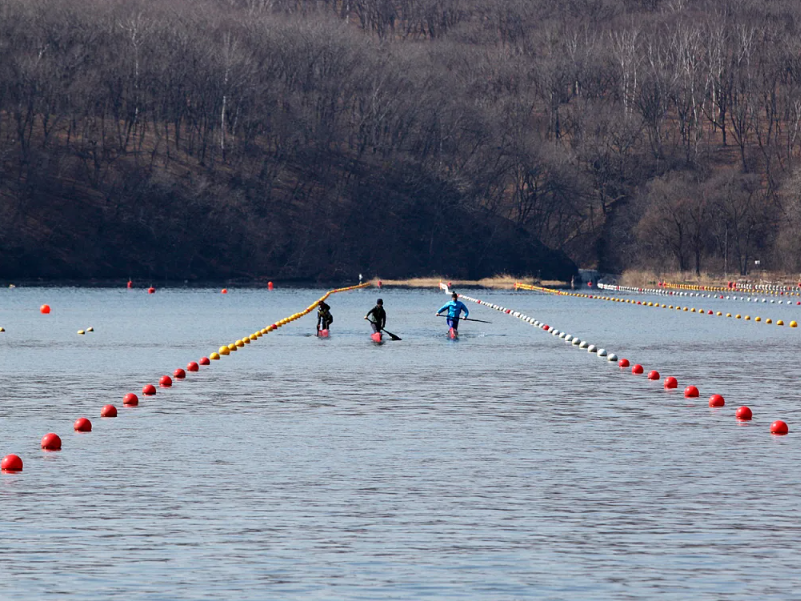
[620,269,801,288]
[376,274,566,289]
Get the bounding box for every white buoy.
[559,332,567,339]
[608,353,618,362]
[572,338,581,346]
[579,340,589,349]
[564,335,573,342]
[598,348,607,357]
[587,345,597,353]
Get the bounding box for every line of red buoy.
[2,282,370,473]
[454,291,788,439]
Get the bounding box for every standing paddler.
[316,301,333,336]
[436,292,469,337]
[365,298,386,341]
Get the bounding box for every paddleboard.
[448,327,458,339]
[371,331,383,343]
[317,329,329,338]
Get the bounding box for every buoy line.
[597,282,801,307]
[1,282,371,473]
[515,283,798,329]
[658,281,800,297]
[440,285,789,439]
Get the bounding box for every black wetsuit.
[317,307,333,330]
[366,305,386,333]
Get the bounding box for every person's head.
[451,292,458,300]
[319,301,329,310]
[376,298,383,306]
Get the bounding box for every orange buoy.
[1,454,23,472]
[684,385,699,398]
[708,394,725,407]
[199,357,210,366]
[173,368,186,379]
[736,406,752,421]
[771,420,789,435]
[618,358,630,368]
[40,304,51,314]
[647,370,660,380]
[159,375,172,388]
[101,404,117,418]
[631,364,644,374]
[142,384,157,396]
[148,287,156,294]
[663,376,678,389]
[74,417,92,432]
[123,393,139,406]
[41,433,62,451]
[187,361,199,372]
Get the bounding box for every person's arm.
[436,302,450,315]
[380,309,386,328]
[365,307,374,321]
[460,301,469,318]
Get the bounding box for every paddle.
[365,318,402,341]
[435,315,492,324]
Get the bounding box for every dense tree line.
[2,0,801,279]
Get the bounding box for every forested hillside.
[2,0,801,280]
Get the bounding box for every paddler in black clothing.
[317,301,333,332]
[365,298,386,333]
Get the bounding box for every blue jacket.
[437,300,469,319]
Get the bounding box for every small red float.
[221,289,228,294]
[123,393,139,406]
[736,406,752,421]
[771,420,789,435]
[684,385,699,398]
[173,368,186,379]
[40,304,51,314]
[647,370,660,380]
[631,364,644,374]
[148,287,155,294]
[41,433,62,450]
[664,376,678,389]
[618,358,630,368]
[708,394,725,407]
[1,454,23,472]
[268,281,274,290]
[543,324,549,330]
[142,384,157,396]
[199,357,210,366]
[127,280,132,288]
[187,361,199,372]
[101,404,117,418]
[159,375,172,388]
[74,417,92,432]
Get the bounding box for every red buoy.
[74,417,92,432]
[199,357,210,366]
[618,358,630,368]
[159,375,172,388]
[127,280,132,289]
[142,384,156,396]
[1,454,23,472]
[631,364,644,374]
[771,420,789,435]
[123,393,139,406]
[187,361,199,372]
[148,287,156,294]
[684,385,699,398]
[647,370,660,380]
[268,281,274,290]
[41,433,62,451]
[664,376,678,389]
[543,324,550,330]
[708,394,725,407]
[101,404,117,418]
[173,368,186,379]
[40,304,51,314]
[221,289,228,294]
[736,406,752,421]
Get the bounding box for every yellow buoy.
[717,312,722,316]
[249,334,257,341]
[745,315,750,320]
[775,319,782,325]
[766,318,772,324]
[0,326,5,332]
[78,330,85,335]
[219,346,230,355]
[790,321,797,327]
[87,327,94,332]
[242,337,250,344]
[726,313,732,317]
[755,316,761,322]
[690,308,696,313]
[211,352,221,360]
[228,343,237,351]
[736,314,741,319]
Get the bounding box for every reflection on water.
[0,287,799,600]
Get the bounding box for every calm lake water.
[1,286,799,600]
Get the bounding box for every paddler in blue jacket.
[436,292,469,333]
